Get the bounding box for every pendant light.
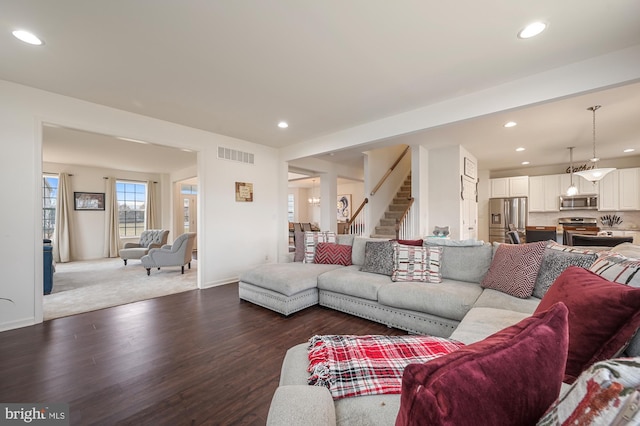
[308,179,320,206]
[574,105,616,182]
[566,147,578,196]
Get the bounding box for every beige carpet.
[43,257,198,320]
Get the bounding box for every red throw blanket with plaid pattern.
[307,334,464,400]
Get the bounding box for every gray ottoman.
[239,263,343,315]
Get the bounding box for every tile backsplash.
[529,210,640,230]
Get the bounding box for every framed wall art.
[464,157,477,180]
[74,192,105,211]
[337,194,351,222]
[235,182,254,202]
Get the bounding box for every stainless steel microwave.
[559,195,598,210]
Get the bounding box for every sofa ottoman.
[239,263,343,315]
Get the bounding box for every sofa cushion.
[450,306,532,345]
[589,251,640,287]
[390,244,442,283]
[535,266,640,383]
[377,279,483,322]
[537,357,640,426]
[303,231,337,263]
[361,241,395,276]
[532,242,598,299]
[352,237,390,266]
[425,241,493,284]
[317,265,393,301]
[472,288,540,314]
[396,303,569,426]
[239,263,342,296]
[314,243,352,266]
[481,240,546,298]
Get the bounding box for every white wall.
[0,80,279,331]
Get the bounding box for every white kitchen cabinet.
[599,168,640,211]
[490,176,529,198]
[529,175,560,212]
[619,168,640,210]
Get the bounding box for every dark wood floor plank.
[0,283,405,425]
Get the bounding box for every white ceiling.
[2,1,640,174]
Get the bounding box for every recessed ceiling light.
[277,121,289,129]
[12,29,43,45]
[516,147,525,152]
[518,22,547,39]
[504,121,517,128]
[521,161,530,165]
[624,148,635,153]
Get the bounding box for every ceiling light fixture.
[308,179,320,206]
[574,105,616,182]
[504,121,517,128]
[516,147,525,152]
[518,22,547,39]
[624,148,635,153]
[521,161,530,165]
[566,147,578,196]
[12,29,43,45]
[278,121,289,129]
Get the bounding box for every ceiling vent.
[217,146,254,165]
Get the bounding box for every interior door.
[462,177,477,240]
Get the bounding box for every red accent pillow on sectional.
[535,266,640,383]
[393,239,424,246]
[395,303,569,426]
[314,243,352,266]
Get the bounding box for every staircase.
[371,174,412,238]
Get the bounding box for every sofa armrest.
[161,244,172,250]
[123,242,141,249]
[266,385,335,426]
[148,243,163,249]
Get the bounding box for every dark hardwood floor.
[0,283,405,425]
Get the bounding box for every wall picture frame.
[235,182,253,202]
[74,192,105,211]
[464,157,477,180]
[337,194,351,222]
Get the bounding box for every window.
[42,175,58,239]
[287,194,295,222]
[117,181,147,237]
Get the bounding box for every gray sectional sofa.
[237,236,638,426]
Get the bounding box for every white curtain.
[145,180,158,230]
[103,177,121,258]
[53,172,71,263]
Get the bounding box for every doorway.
[175,178,198,255]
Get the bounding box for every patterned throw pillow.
[481,240,546,298]
[537,357,640,425]
[532,242,598,299]
[361,241,395,276]
[589,251,640,287]
[391,244,442,283]
[303,231,336,263]
[314,243,352,266]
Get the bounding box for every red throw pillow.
[394,239,424,246]
[535,266,640,383]
[314,243,352,266]
[395,303,569,426]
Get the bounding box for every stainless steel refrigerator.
[489,197,528,243]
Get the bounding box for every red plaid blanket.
[307,334,464,399]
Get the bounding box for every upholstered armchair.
[141,232,196,275]
[119,229,169,265]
